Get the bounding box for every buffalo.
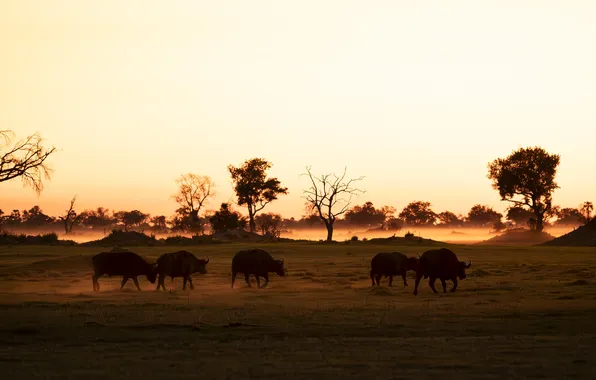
[370,252,419,287]
[413,248,471,295]
[155,250,209,291]
[91,250,157,292]
[231,249,285,288]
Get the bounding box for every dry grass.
[0,243,595,379]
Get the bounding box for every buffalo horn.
[205,257,210,264]
[466,260,472,268]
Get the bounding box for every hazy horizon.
[2,1,595,219]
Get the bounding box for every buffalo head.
[147,263,158,284]
[196,257,209,275]
[404,256,419,272]
[274,258,286,277]
[458,260,472,279]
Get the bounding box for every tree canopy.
[488,146,560,232]
[228,158,288,233]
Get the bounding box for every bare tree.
[59,196,83,234]
[302,166,364,242]
[172,173,215,233]
[0,130,57,194]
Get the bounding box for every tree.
[150,215,167,231]
[59,196,83,234]
[21,206,54,228]
[488,147,560,232]
[0,130,57,194]
[228,158,288,233]
[506,206,534,227]
[398,201,437,226]
[466,204,503,227]
[553,207,583,227]
[209,203,247,234]
[345,202,386,227]
[254,213,285,238]
[80,207,116,229]
[114,210,149,231]
[172,173,215,234]
[437,211,464,227]
[580,201,594,225]
[302,166,364,242]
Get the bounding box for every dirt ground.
[0,243,595,379]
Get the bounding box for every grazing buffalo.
[370,252,419,287]
[413,248,471,295]
[91,251,157,292]
[231,249,285,288]
[155,250,209,291]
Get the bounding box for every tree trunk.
[248,206,256,234]
[534,211,544,232]
[326,223,334,242]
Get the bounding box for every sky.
[1,1,595,219]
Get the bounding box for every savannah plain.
[1,242,595,379]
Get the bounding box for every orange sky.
[1,1,595,219]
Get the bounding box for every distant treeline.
[0,200,588,237]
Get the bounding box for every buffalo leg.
[441,279,447,293]
[375,275,382,286]
[188,277,194,290]
[120,276,129,289]
[157,275,167,291]
[402,273,408,287]
[254,275,261,288]
[429,277,438,294]
[413,271,423,295]
[388,276,393,287]
[231,271,237,288]
[244,273,252,287]
[183,276,188,290]
[132,277,141,291]
[450,277,458,292]
[370,271,375,287]
[261,273,269,288]
[92,275,100,292]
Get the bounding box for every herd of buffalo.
[91,247,472,295]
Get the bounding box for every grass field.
[0,243,595,379]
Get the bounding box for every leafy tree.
[21,206,54,227]
[385,217,405,231]
[466,204,503,227]
[580,201,594,225]
[80,207,116,229]
[114,210,149,231]
[437,211,464,227]
[488,147,560,232]
[398,201,437,226]
[209,203,247,233]
[172,173,214,234]
[506,206,534,227]
[553,207,583,227]
[150,215,167,231]
[228,158,288,233]
[0,130,57,194]
[5,210,22,226]
[254,213,285,238]
[302,166,364,241]
[345,202,386,227]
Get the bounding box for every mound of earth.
[81,230,162,247]
[477,229,554,246]
[364,235,445,246]
[541,218,596,247]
